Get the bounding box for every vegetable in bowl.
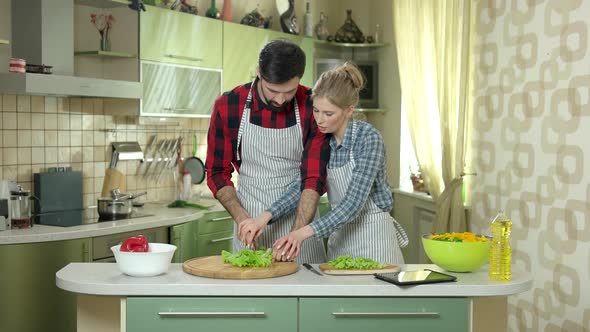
[422,232,491,272]
[430,232,489,243]
[120,235,149,252]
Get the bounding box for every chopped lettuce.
[327,255,386,269]
[221,249,272,268]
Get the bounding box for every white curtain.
[393,0,474,232]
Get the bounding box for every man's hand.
[238,211,272,248]
[272,226,314,261]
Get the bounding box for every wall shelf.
[75,50,136,58]
[0,39,9,45]
[314,40,389,48]
[75,0,129,8]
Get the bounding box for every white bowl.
[111,243,177,277]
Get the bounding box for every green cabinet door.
[298,36,315,87]
[299,297,470,332]
[170,211,234,262]
[0,238,91,332]
[141,6,222,68]
[127,297,297,332]
[169,221,193,263]
[222,22,264,91]
[222,22,315,91]
[195,230,233,257]
[195,211,234,234]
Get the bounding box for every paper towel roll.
[101,168,127,198]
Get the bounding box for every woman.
[240,62,408,264]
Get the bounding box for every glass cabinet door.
[140,61,221,117]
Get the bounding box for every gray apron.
[326,121,407,264]
[234,80,326,263]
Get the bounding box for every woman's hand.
[238,211,272,248]
[273,226,314,261]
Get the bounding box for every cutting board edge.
[318,263,400,275]
[182,255,299,279]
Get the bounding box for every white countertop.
[0,199,224,245]
[56,263,532,298]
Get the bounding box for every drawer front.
[127,297,297,332]
[299,297,469,332]
[196,230,233,257]
[196,211,234,234]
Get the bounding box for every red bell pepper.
[120,235,149,252]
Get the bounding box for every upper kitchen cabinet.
[74,0,140,82]
[140,6,223,69]
[222,22,264,91]
[0,0,142,99]
[222,22,315,92]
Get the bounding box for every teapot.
[10,186,39,229]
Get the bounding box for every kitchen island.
[57,263,532,332]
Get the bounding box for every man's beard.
[257,80,289,112]
[260,98,287,112]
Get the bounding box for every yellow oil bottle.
[489,211,512,281]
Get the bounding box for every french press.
[10,186,38,229]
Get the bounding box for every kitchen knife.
[302,263,323,276]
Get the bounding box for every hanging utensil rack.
[102,128,208,136]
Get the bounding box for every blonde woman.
[240,62,408,264]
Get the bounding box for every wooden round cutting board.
[318,263,400,275]
[183,255,299,279]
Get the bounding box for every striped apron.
[326,121,408,264]
[234,80,327,263]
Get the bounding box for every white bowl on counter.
[111,243,177,277]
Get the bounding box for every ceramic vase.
[221,0,233,22]
[100,29,111,51]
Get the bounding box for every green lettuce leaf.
[327,255,386,269]
[221,249,272,268]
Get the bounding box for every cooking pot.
[97,189,147,220]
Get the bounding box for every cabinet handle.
[332,312,440,318]
[163,108,190,112]
[210,216,233,222]
[175,233,182,262]
[82,241,89,262]
[210,236,234,243]
[163,54,203,62]
[158,311,266,317]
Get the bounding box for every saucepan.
[97,189,147,221]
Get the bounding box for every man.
[206,39,329,263]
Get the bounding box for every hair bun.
[342,62,365,91]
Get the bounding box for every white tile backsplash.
[2,112,17,129]
[17,95,31,112]
[1,94,211,202]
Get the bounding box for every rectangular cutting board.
[183,255,299,279]
[318,263,400,275]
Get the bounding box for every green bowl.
[421,234,491,273]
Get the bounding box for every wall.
[0,0,402,207]
[469,1,590,330]
[0,94,210,220]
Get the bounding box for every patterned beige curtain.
[393,0,474,232]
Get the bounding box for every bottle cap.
[184,171,191,175]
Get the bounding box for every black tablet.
[374,269,457,285]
